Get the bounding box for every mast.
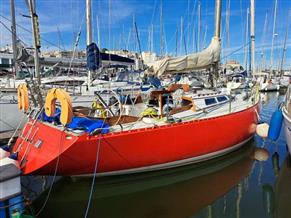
[134,21,142,54]
[159,1,164,56]
[244,8,249,71]
[270,0,278,72]
[212,0,221,88]
[10,0,18,80]
[96,15,100,48]
[183,21,187,54]
[148,24,154,53]
[261,12,268,71]
[175,25,178,56]
[148,25,151,52]
[197,0,201,51]
[108,0,111,63]
[27,0,41,86]
[126,27,131,51]
[187,0,190,47]
[86,0,93,84]
[86,0,93,50]
[132,15,136,51]
[151,24,154,53]
[225,0,230,61]
[250,0,255,76]
[202,25,208,49]
[193,17,197,52]
[214,0,221,39]
[180,17,183,55]
[279,10,290,76]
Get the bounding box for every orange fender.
[45,88,73,125]
[17,84,29,112]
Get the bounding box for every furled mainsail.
[147,37,220,77]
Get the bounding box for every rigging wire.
[220,41,251,61]
[0,20,27,45]
[68,11,86,73]
[0,14,64,51]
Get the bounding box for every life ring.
[17,84,29,112]
[45,88,73,125]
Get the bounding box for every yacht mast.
[212,0,221,87]
[280,10,290,76]
[134,21,142,54]
[270,0,278,72]
[132,15,136,51]
[244,8,249,71]
[151,24,154,53]
[250,0,255,75]
[108,0,111,63]
[160,1,164,56]
[175,25,178,56]
[148,25,151,52]
[180,17,183,55]
[86,0,93,84]
[27,0,41,86]
[214,0,221,39]
[261,12,268,71]
[86,0,93,48]
[96,15,100,48]
[225,0,230,61]
[197,0,201,51]
[10,0,18,80]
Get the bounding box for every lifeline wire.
[17,107,44,160]
[7,112,28,146]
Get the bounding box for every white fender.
[256,123,269,138]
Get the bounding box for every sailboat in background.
[253,0,281,92]
[0,0,28,134]
[0,0,149,135]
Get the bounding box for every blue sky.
[0,0,291,69]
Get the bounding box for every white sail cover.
[147,37,221,77]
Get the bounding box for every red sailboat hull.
[13,104,259,176]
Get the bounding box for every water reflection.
[274,155,291,218]
[260,154,291,218]
[32,143,257,218]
